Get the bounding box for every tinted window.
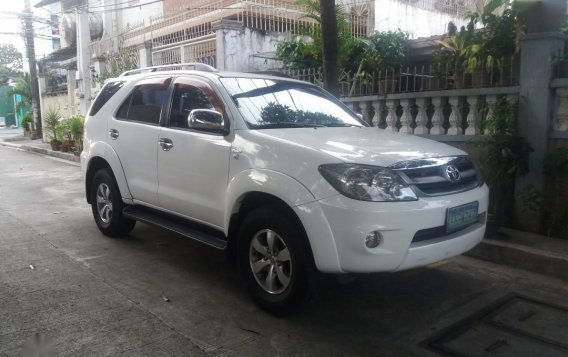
[220,77,366,129]
[116,77,171,125]
[89,81,124,116]
[169,79,223,129]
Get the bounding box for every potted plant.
[21,112,33,137]
[69,115,84,156]
[44,108,62,151]
[57,117,75,151]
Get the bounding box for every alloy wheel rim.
[96,183,113,224]
[249,229,292,294]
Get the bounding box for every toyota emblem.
[445,165,461,183]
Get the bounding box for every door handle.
[109,128,119,140]
[159,137,174,151]
[231,148,242,159]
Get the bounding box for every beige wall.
[40,93,79,142]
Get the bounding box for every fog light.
[365,231,383,248]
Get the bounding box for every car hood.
[254,127,466,166]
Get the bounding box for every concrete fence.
[341,87,520,140]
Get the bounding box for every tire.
[237,205,320,315]
[90,169,136,237]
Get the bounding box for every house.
[374,0,480,39]
[32,0,480,125]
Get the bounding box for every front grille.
[391,156,480,196]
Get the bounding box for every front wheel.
[237,206,320,315]
[90,169,136,237]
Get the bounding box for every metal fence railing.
[283,56,519,97]
[152,36,217,67]
[120,0,371,48]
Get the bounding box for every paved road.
[0,145,566,356]
[0,128,23,141]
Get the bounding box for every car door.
[157,77,231,228]
[109,76,171,205]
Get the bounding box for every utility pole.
[76,0,91,115]
[320,0,340,97]
[23,0,42,139]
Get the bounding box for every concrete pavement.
[0,128,23,141]
[0,145,567,356]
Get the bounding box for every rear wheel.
[237,206,320,315]
[90,169,136,237]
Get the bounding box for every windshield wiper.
[253,122,325,129]
[324,123,362,127]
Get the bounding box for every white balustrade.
[484,95,498,135]
[430,97,445,135]
[338,88,522,141]
[385,99,398,132]
[465,96,481,135]
[399,99,413,134]
[414,97,429,135]
[371,99,382,127]
[446,96,462,135]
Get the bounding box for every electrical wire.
[86,0,164,13]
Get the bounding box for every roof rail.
[247,70,293,78]
[119,63,217,77]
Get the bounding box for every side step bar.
[123,206,227,250]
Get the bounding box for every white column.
[430,97,445,135]
[364,101,373,125]
[465,96,480,135]
[447,96,462,135]
[371,99,382,127]
[138,41,153,68]
[385,99,398,132]
[484,95,497,135]
[414,97,429,134]
[399,98,413,134]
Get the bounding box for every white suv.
[82,64,488,314]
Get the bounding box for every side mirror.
[188,109,228,135]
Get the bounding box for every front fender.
[86,141,133,203]
[224,169,315,231]
[224,169,343,272]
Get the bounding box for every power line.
[86,0,164,13]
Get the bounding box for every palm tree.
[6,73,32,112]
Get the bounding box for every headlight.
[318,164,418,202]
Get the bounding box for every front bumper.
[294,184,489,273]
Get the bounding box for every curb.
[465,238,568,281]
[0,141,80,163]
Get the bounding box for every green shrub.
[475,96,533,227]
[69,115,84,141]
[21,112,33,130]
[44,108,62,141]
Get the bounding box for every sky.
[0,0,27,52]
[0,0,56,60]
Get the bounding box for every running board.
[123,206,227,250]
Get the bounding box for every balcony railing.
[119,0,370,48]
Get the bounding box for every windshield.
[220,77,367,129]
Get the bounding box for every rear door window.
[88,81,125,116]
[116,77,171,125]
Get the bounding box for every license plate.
[446,201,479,233]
